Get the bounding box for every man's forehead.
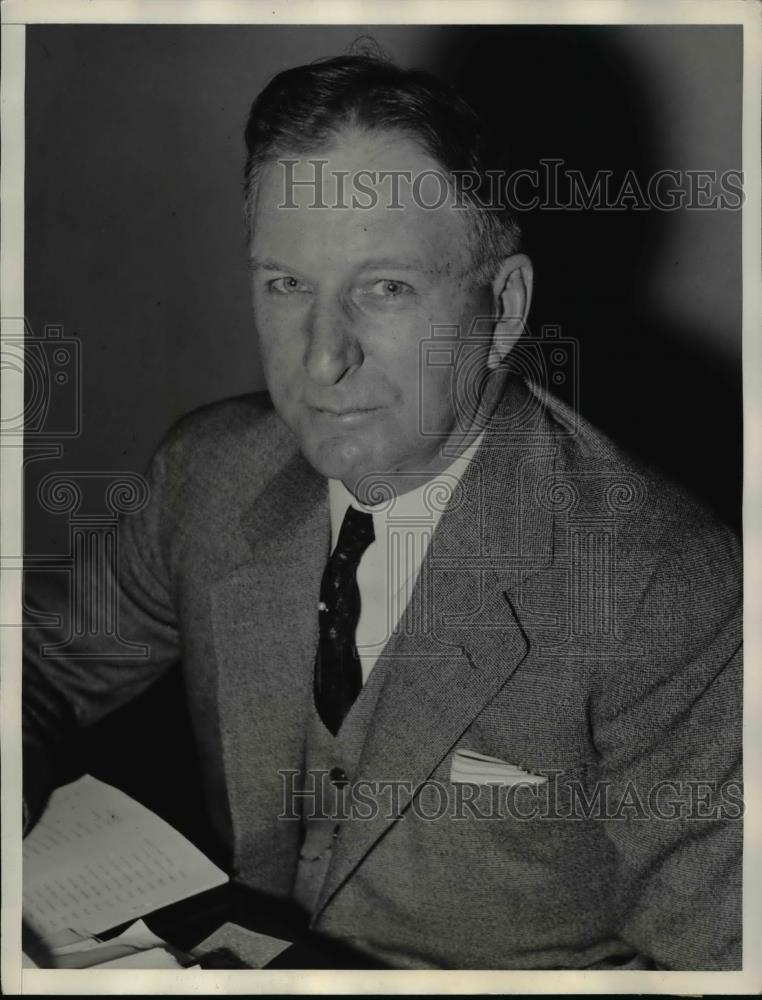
[257,160,448,212]
[249,131,472,271]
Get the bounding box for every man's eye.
[368,279,413,298]
[268,276,310,294]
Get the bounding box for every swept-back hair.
[243,47,522,283]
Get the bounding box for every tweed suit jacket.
[23,375,742,970]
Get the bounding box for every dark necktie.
[314,505,375,736]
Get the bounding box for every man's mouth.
[311,405,380,421]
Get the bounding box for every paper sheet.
[90,946,188,969]
[23,775,228,938]
[47,919,168,968]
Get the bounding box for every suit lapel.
[211,451,329,891]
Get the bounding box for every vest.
[292,656,391,915]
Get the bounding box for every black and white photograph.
[1,0,759,992]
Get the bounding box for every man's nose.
[303,293,363,386]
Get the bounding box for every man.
[23,52,742,970]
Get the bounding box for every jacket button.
[329,766,348,787]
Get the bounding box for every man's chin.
[300,436,378,491]
[296,426,451,500]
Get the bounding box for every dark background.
[23,25,743,850]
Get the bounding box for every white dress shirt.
[328,432,485,683]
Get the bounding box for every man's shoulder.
[519,377,740,568]
[148,391,303,512]
[161,390,282,451]
[525,378,650,471]
[157,391,296,470]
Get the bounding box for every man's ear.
[488,254,533,369]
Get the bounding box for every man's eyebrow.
[247,256,296,273]
[352,256,448,276]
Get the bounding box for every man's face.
[249,129,493,495]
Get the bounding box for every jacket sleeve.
[589,524,743,970]
[23,440,181,830]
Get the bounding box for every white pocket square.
[450,748,548,786]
